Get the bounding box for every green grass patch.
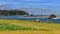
[0,23,37,31]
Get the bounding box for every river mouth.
[0,16,60,23]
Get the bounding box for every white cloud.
[0,2,21,5]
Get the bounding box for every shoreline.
[0,16,60,18]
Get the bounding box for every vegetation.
[0,23,36,31]
[0,10,29,16]
[0,19,59,34]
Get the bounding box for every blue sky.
[0,0,60,15]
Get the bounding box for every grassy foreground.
[0,19,60,34]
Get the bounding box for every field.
[0,19,60,34]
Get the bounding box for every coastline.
[0,16,60,18]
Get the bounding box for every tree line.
[0,10,29,16]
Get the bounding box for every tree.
[48,14,56,19]
[18,10,29,15]
[0,10,29,16]
[0,10,2,15]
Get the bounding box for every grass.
[0,19,60,34]
[0,23,37,31]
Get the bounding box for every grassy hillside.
[0,19,60,34]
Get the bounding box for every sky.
[0,0,60,15]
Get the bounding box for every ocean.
[0,16,60,23]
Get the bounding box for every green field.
[0,19,60,34]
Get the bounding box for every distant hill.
[30,14,49,16]
[0,10,29,16]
